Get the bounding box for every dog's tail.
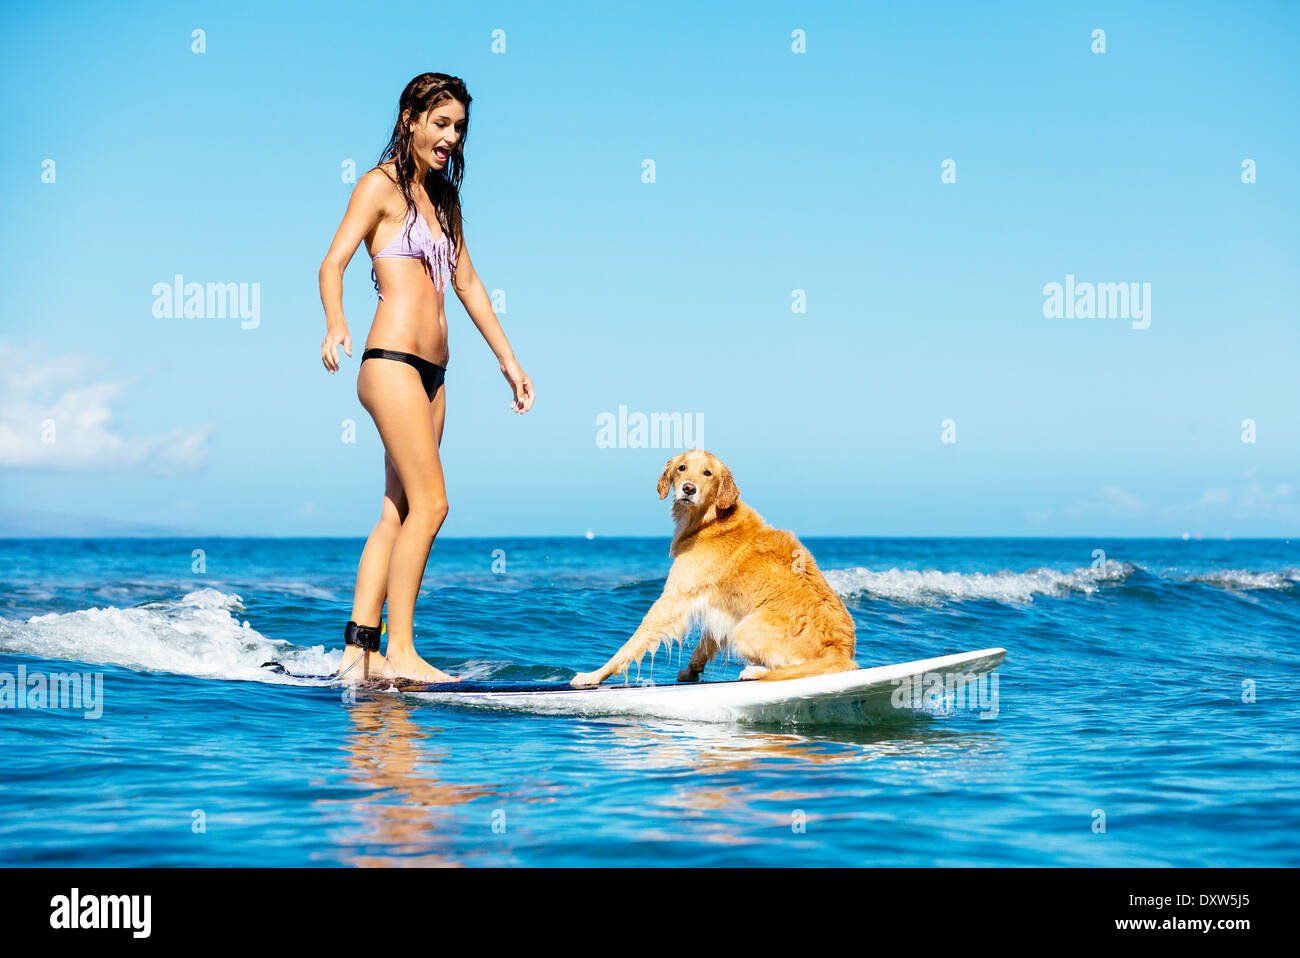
[756,656,858,682]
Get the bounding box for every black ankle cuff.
[344,620,382,652]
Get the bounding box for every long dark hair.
[375,73,471,291]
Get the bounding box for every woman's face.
[408,99,466,171]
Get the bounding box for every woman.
[319,73,534,683]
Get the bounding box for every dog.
[570,449,857,687]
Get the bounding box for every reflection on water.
[318,697,502,866]
[566,716,1006,848]
[313,694,1004,864]
[592,712,1002,758]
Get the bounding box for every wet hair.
[375,72,471,291]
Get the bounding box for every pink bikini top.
[370,205,456,298]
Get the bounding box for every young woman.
[319,73,534,683]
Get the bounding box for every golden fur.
[571,449,857,686]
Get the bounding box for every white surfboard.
[398,648,1006,725]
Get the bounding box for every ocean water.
[1,536,1297,867]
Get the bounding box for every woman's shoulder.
[361,162,402,195]
[352,164,405,215]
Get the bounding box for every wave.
[824,561,1298,606]
[0,588,578,686]
[824,561,1135,605]
[0,587,337,683]
[1185,569,1299,592]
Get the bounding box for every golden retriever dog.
[570,449,857,687]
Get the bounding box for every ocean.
[1,536,1297,866]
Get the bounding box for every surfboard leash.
[343,620,383,682]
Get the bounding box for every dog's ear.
[657,455,680,500]
[716,466,739,510]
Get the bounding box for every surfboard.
[387,648,1007,725]
[262,648,1005,724]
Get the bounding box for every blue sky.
[1,0,1297,537]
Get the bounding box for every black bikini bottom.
[361,347,446,400]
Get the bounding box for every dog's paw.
[677,668,701,683]
[737,665,770,681]
[570,671,603,688]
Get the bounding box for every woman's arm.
[454,238,535,413]
[319,171,387,372]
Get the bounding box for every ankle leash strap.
[344,621,382,682]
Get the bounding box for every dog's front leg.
[571,593,692,687]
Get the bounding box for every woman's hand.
[322,323,352,373]
[500,357,534,414]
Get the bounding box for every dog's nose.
[681,482,697,495]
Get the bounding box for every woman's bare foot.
[384,649,460,684]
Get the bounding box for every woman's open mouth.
[434,147,449,161]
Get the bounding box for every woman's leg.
[337,452,407,680]
[356,358,456,682]
[339,379,449,682]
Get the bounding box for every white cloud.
[0,338,213,474]
[1199,487,1231,506]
